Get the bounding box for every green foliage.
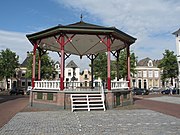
[158,49,178,85]
[26,52,57,80]
[0,48,19,81]
[90,50,137,81]
[115,49,137,79]
[92,53,107,81]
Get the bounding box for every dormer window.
[148,60,153,67]
[55,64,59,69]
[21,70,26,77]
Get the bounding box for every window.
[143,71,147,77]
[138,80,142,88]
[68,69,71,77]
[148,60,153,67]
[21,81,25,87]
[55,64,59,69]
[138,71,142,77]
[154,79,159,87]
[85,81,87,87]
[84,74,88,79]
[68,72,71,76]
[21,71,26,77]
[144,79,147,89]
[28,81,31,86]
[149,79,152,87]
[132,79,136,87]
[148,71,153,78]
[154,71,159,78]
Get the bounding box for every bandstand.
[26,20,136,111]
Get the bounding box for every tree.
[0,48,19,89]
[26,52,57,80]
[90,50,137,81]
[158,49,178,86]
[113,49,137,79]
[92,53,107,81]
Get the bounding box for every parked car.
[149,87,161,93]
[132,88,149,95]
[9,87,24,95]
[161,88,176,95]
[26,86,32,95]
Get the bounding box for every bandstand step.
[71,93,106,112]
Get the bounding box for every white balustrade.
[34,80,60,90]
[64,82,81,89]
[111,81,129,90]
[33,80,128,91]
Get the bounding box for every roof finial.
[80,14,83,22]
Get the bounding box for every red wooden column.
[32,42,38,88]
[107,36,111,90]
[127,45,131,88]
[55,34,75,90]
[38,55,41,80]
[97,35,112,90]
[60,35,65,90]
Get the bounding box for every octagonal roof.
[26,21,136,56]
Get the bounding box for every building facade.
[54,60,80,88]
[173,28,180,87]
[132,57,161,89]
[18,58,81,91]
[16,55,31,91]
[80,69,92,87]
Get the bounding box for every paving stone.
[0,110,179,135]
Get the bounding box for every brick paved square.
[0,110,179,135]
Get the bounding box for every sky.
[0,0,180,70]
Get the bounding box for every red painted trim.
[55,34,76,90]
[38,56,41,80]
[60,35,65,90]
[96,35,107,46]
[127,45,131,89]
[64,34,76,45]
[107,36,111,90]
[32,78,35,88]
[97,35,112,90]
[32,42,38,88]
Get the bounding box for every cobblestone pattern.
[0,110,179,135]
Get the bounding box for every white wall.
[64,67,80,82]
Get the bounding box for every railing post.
[87,95,90,111]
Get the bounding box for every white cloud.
[1,0,179,70]
[56,0,180,60]
[0,30,33,63]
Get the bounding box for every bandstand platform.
[30,81,133,111]
[26,19,136,111]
